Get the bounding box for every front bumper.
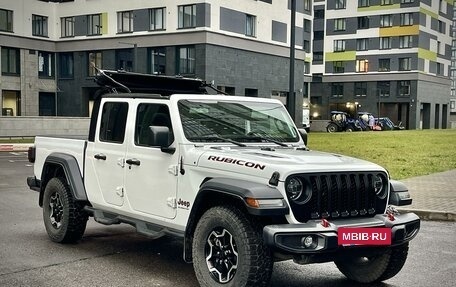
[263,212,420,254]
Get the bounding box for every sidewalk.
[397,169,456,221]
[0,143,454,221]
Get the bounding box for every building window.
[336,0,346,9]
[377,81,390,97]
[38,51,54,78]
[399,36,413,48]
[1,47,20,75]
[356,38,368,51]
[438,20,445,33]
[61,17,74,37]
[358,16,369,29]
[88,51,102,76]
[334,40,345,52]
[380,37,392,49]
[358,0,369,7]
[355,82,367,97]
[88,14,102,35]
[401,0,414,3]
[178,4,196,29]
[437,41,441,54]
[334,18,346,31]
[149,47,166,75]
[381,0,393,5]
[150,7,166,30]
[117,11,133,33]
[398,80,411,96]
[32,14,48,37]
[304,0,311,11]
[314,10,324,19]
[356,59,369,72]
[314,31,324,40]
[39,92,56,116]
[304,19,311,32]
[439,0,445,13]
[380,15,393,27]
[379,59,390,72]
[2,90,21,116]
[399,57,411,71]
[246,14,256,36]
[178,46,195,75]
[303,40,310,53]
[0,9,13,32]
[436,63,443,75]
[400,13,413,26]
[59,52,73,78]
[304,62,310,74]
[333,61,345,73]
[332,83,344,97]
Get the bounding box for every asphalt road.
[0,152,455,287]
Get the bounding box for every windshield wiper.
[234,135,290,147]
[188,136,246,147]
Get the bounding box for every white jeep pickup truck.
[28,70,420,287]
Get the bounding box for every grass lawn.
[307,129,456,180]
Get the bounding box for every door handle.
[126,158,141,166]
[94,154,106,160]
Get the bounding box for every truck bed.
[33,136,87,180]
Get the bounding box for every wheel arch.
[183,177,288,262]
[39,153,87,207]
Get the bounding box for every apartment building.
[0,0,311,119]
[311,0,453,129]
[450,1,456,124]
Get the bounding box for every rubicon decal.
[207,156,266,170]
[338,227,391,246]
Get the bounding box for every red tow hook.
[321,218,330,228]
[386,206,398,221]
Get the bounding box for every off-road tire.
[335,243,409,283]
[327,123,338,133]
[192,206,273,287]
[42,177,88,243]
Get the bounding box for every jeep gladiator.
[27,70,420,286]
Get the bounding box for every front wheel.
[335,243,409,283]
[326,123,339,133]
[42,177,88,243]
[192,206,273,287]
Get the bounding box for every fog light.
[302,236,313,248]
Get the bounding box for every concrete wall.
[0,117,90,137]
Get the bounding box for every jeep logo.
[178,198,191,209]
[208,156,266,170]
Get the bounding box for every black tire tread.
[192,205,273,287]
[43,177,88,243]
[378,243,409,281]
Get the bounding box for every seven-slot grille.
[286,172,388,222]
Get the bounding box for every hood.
[193,146,386,181]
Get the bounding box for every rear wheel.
[335,243,409,283]
[192,206,273,287]
[326,123,338,133]
[42,177,88,243]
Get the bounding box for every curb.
[397,208,456,222]
[0,143,33,152]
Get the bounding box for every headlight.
[285,177,312,203]
[373,174,388,199]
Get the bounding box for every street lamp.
[288,0,297,123]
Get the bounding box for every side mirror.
[297,128,308,146]
[148,126,175,154]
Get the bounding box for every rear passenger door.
[85,100,129,207]
[124,102,179,219]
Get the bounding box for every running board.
[84,206,184,239]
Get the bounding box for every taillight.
[28,146,36,163]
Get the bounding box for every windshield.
[178,99,299,143]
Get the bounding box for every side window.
[99,102,128,143]
[135,104,174,147]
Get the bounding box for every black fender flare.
[183,177,288,262]
[388,180,412,206]
[40,153,87,205]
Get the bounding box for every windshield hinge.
[168,165,179,176]
[167,197,177,209]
